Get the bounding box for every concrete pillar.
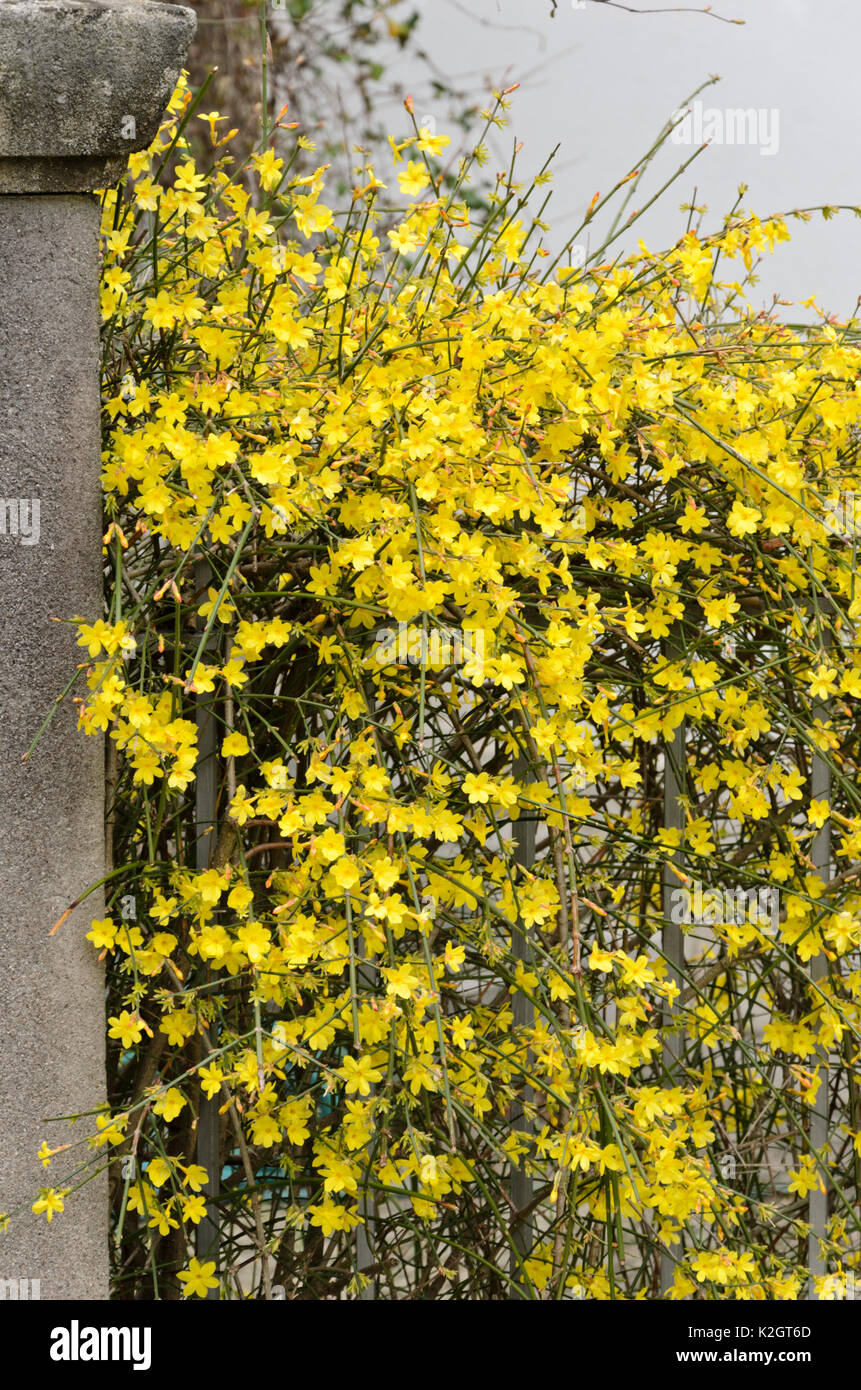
[0,0,195,1300]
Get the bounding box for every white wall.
[386,0,861,315]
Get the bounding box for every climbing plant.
[31,72,861,1299]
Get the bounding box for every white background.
[378,0,861,316]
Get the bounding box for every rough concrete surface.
[0,0,197,192]
[0,195,108,1299]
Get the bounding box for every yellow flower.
[307,1201,358,1236]
[178,1258,219,1298]
[388,223,423,255]
[142,289,182,330]
[293,195,333,237]
[808,799,830,829]
[94,1113,128,1146]
[416,127,450,156]
[181,1194,208,1225]
[151,932,177,956]
[108,1011,145,1047]
[87,917,118,950]
[198,1064,224,1100]
[159,1009,196,1046]
[32,1188,67,1222]
[338,1054,383,1096]
[251,147,284,191]
[807,664,838,700]
[787,1160,820,1197]
[330,856,361,891]
[250,1113,282,1147]
[237,921,272,964]
[589,948,614,973]
[397,160,430,196]
[147,1157,172,1188]
[462,771,495,804]
[153,1087,187,1123]
[726,501,762,537]
[182,1164,210,1193]
[174,160,206,195]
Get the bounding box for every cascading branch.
[38,73,861,1298]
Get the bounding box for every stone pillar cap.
[0,0,197,193]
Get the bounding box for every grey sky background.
[370,0,861,317]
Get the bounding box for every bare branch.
[551,0,744,21]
